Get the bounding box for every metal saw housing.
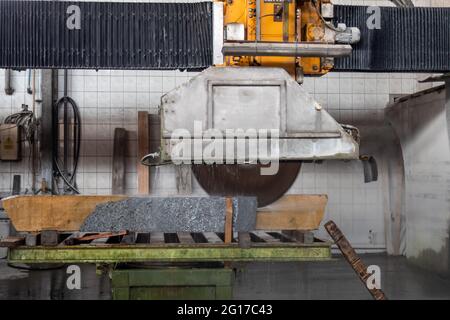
[159,67,359,164]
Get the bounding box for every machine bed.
[3,231,331,264]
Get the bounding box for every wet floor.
[1,254,449,300]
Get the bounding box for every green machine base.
[111,267,234,300]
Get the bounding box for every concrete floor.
[1,254,449,300]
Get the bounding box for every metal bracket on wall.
[360,155,378,183]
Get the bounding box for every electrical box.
[0,124,21,161]
[321,3,334,19]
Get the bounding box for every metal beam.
[222,42,352,57]
[8,243,332,264]
[40,70,56,192]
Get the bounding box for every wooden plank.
[137,111,150,194]
[177,232,195,244]
[282,230,314,244]
[66,231,128,245]
[0,236,25,248]
[121,232,136,244]
[136,233,151,244]
[224,198,233,244]
[1,195,127,232]
[112,128,127,195]
[60,232,84,246]
[256,195,328,231]
[149,232,165,244]
[252,231,280,243]
[203,232,223,244]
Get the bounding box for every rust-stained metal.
[192,162,302,208]
[324,220,387,300]
[64,231,128,246]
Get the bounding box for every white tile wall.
[0,0,448,248]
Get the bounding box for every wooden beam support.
[149,232,165,244]
[256,195,327,231]
[65,231,127,245]
[224,198,233,244]
[203,232,223,244]
[137,111,150,194]
[0,236,25,248]
[177,232,195,244]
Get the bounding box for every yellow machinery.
[221,0,357,79]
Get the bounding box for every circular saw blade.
[192,162,301,208]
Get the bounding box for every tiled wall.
[0,0,448,249]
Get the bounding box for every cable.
[4,105,38,189]
[53,95,82,194]
[4,105,37,145]
[311,0,341,32]
[260,14,277,19]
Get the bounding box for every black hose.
[53,96,82,194]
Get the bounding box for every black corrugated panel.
[333,5,450,72]
[0,0,213,70]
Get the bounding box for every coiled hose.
[52,96,81,194]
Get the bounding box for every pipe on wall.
[4,69,14,95]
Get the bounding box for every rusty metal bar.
[324,220,387,300]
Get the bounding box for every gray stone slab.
[80,196,257,233]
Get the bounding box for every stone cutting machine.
[152,0,361,207]
[0,0,436,300]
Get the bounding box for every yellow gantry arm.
[221,0,336,79]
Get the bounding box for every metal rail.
[6,231,331,264]
[222,42,352,57]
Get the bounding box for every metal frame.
[8,242,331,264]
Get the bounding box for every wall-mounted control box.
[0,124,21,161]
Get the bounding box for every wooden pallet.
[4,231,331,264]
